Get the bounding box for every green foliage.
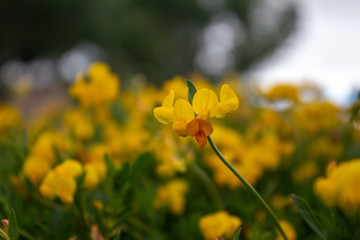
[292,194,326,240]
[8,209,18,240]
[233,226,242,240]
[186,79,197,104]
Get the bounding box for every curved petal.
[192,89,218,119]
[216,84,239,119]
[154,90,175,124]
[173,99,194,123]
[154,107,174,124]
[163,90,174,108]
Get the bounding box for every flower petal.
[199,119,213,136]
[186,119,200,136]
[154,90,175,124]
[216,84,239,119]
[196,131,207,149]
[163,90,174,108]
[186,119,213,137]
[154,107,174,124]
[192,89,218,119]
[173,99,194,123]
[172,121,188,137]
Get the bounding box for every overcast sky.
[249,0,360,105]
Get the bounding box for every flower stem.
[207,136,288,240]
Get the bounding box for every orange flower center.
[186,119,213,149]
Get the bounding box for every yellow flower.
[199,211,242,240]
[313,159,360,215]
[39,159,83,204]
[153,179,188,215]
[84,164,100,188]
[63,109,94,140]
[276,220,297,240]
[263,83,299,103]
[23,156,51,185]
[69,62,120,108]
[154,83,239,148]
[0,103,21,134]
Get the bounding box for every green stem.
[207,136,288,240]
[0,229,10,240]
[18,228,36,240]
[190,163,224,211]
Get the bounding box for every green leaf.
[0,229,10,240]
[8,209,18,240]
[292,194,326,240]
[185,79,197,104]
[104,153,117,177]
[129,153,152,180]
[232,226,242,240]
[114,227,121,240]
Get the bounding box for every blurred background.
[0,0,359,105]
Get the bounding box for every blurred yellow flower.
[295,101,339,133]
[63,109,94,140]
[39,159,83,204]
[199,211,241,240]
[69,62,120,108]
[276,220,297,240]
[314,159,360,215]
[263,83,299,103]
[0,103,21,134]
[23,156,51,185]
[153,179,188,215]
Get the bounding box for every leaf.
[186,79,197,104]
[232,226,242,240]
[292,194,326,240]
[129,153,152,180]
[104,153,117,177]
[8,209,18,240]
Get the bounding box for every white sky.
[249,0,360,105]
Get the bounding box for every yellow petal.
[163,90,174,108]
[154,90,175,124]
[154,107,174,124]
[172,121,188,137]
[216,84,239,119]
[192,89,218,119]
[173,99,194,123]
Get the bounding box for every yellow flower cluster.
[314,159,360,215]
[63,109,94,140]
[153,179,188,215]
[154,84,239,148]
[199,211,241,240]
[23,131,69,185]
[295,101,339,133]
[40,159,83,203]
[0,103,21,136]
[69,63,120,108]
[263,84,299,103]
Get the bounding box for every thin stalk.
[207,136,288,240]
[18,228,36,240]
[190,163,224,210]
